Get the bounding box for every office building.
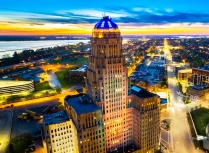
[191,68,209,85]
[65,94,106,153]
[86,16,132,152]
[86,16,160,152]
[188,68,209,98]
[188,85,209,99]
[43,111,79,153]
[131,86,160,152]
[44,16,161,153]
[177,68,192,81]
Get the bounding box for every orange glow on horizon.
[1,22,209,35]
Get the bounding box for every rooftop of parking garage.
[0,80,33,88]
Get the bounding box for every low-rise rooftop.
[190,85,209,90]
[178,68,192,73]
[194,67,209,72]
[160,98,167,105]
[131,85,156,98]
[65,94,101,114]
[43,111,69,125]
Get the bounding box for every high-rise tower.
[86,16,130,152]
[43,16,160,153]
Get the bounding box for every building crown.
[94,16,118,30]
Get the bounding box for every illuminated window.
[101,21,105,28]
[108,21,112,28]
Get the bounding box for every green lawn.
[55,68,73,89]
[191,107,209,136]
[35,81,51,91]
[55,67,85,90]
[49,57,88,66]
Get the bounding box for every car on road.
[18,112,29,119]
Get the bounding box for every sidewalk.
[48,72,62,89]
[0,109,12,153]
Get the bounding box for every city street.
[163,39,203,153]
[0,90,78,109]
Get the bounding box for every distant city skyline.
[1,0,209,35]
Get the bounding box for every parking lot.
[11,100,58,138]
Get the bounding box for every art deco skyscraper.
[86,16,131,152]
[42,16,160,153]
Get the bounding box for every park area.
[35,81,51,91]
[55,57,87,89]
[55,68,73,89]
[49,57,88,65]
[191,107,209,136]
[55,68,85,90]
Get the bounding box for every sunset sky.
[1,0,209,35]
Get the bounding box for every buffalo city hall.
[43,16,161,153]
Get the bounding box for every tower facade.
[86,16,131,152]
[64,94,106,153]
[131,86,160,153]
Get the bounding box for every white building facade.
[43,111,79,153]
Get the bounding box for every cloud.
[165,9,173,13]
[30,23,45,26]
[133,7,154,13]
[112,7,209,25]
[1,6,209,28]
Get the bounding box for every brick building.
[190,68,209,85]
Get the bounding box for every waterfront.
[0,40,90,58]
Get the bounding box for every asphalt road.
[0,90,78,109]
[163,39,203,153]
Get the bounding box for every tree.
[7,134,33,153]
[8,143,15,153]
[6,95,21,103]
[193,57,204,67]
[45,91,49,95]
[69,72,84,83]
[182,96,191,104]
[13,51,18,59]
[160,51,164,55]
[150,50,155,54]
[2,54,11,59]
[178,82,183,93]
[55,86,62,94]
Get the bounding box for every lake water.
[0,40,90,59]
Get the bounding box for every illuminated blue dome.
[94,16,118,29]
